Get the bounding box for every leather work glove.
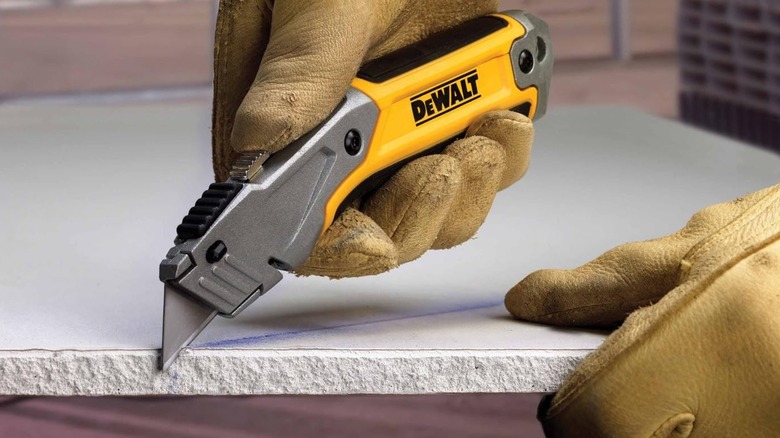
[507,184,780,437]
[212,0,534,278]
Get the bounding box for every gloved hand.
[507,184,780,437]
[212,0,534,278]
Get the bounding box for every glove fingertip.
[466,111,534,191]
[431,137,505,250]
[231,97,296,154]
[364,154,462,260]
[294,208,399,279]
[505,269,579,325]
[505,275,546,322]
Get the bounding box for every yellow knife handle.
[323,10,553,232]
[161,11,553,323]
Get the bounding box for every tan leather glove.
[212,0,534,278]
[507,184,780,437]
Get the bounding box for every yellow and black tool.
[159,10,554,370]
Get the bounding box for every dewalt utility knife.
[159,10,554,370]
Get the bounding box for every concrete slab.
[1,104,778,395]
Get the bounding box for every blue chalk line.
[195,300,503,348]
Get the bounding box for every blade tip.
[159,353,176,371]
[160,284,217,371]
[159,344,180,371]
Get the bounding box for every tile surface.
[0,104,778,394]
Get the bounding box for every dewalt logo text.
[410,69,481,126]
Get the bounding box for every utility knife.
[159,10,554,370]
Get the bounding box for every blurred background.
[4,0,777,148]
[0,0,680,116]
[1,0,778,436]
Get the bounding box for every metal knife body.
[159,10,554,370]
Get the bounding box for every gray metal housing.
[506,10,555,120]
[160,89,379,315]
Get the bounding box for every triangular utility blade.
[160,283,217,371]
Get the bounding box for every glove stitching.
[685,185,779,259]
[529,296,666,319]
[680,185,780,282]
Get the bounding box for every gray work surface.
[1,104,778,395]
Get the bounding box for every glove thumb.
[229,1,378,154]
[506,185,778,327]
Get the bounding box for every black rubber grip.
[176,182,243,241]
[357,15,508,83]
[512,102,532,117]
